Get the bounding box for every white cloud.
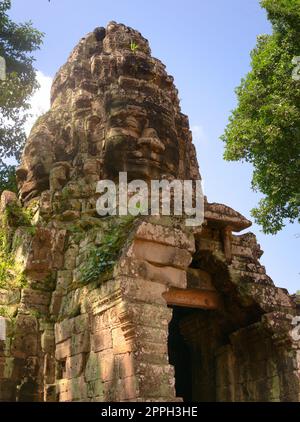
[24,70,52,137]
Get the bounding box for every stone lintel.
[162,287,221,310]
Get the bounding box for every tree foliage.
[221,0,300,234]
[0,0,43,193]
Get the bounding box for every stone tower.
[0,22,299,402]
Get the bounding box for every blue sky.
[8,0,299,293]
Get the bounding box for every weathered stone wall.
[51,218,194,401]
[216,317,300,402]
[1,209,299,402]
[0,22,299,402]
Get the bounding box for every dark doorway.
[168,306,193,401]
[168,306,221,402]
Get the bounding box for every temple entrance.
[164,283,222,402]
[168,305,219,402]
[166,258,265,402]
[168,306,193,401]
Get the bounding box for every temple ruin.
[0,22,299,402]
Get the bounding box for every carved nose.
[137,136,165,154]
[139,128,165,153]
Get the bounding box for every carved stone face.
[16,22,200,206]
[103,103,179,181]
[17,127,54,202]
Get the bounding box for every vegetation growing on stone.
[0,201,36,290]
[0,226,27,290]
[0,306,12,318]
[4,201,36,227]
[130,40,138,53]
[80,215,136,284]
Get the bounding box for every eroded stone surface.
[0,22,299,403]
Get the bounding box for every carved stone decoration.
[0,22,299,403]
[17,22,200,206]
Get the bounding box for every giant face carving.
[16,125,54,203]
[16,22,199,206]
[103,102,179,182]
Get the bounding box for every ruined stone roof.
[205,201,252,232]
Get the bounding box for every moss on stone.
[80,215,137,285]
[0,305,18,319]
[0,228,28,290]
[0,204,32,290]
[4,201,35,227]
[67,224,87,243]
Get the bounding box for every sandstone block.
[71,331,90,355]
[50,291,63,317]
[73,314,89,334]
[21,289,51,307]
[124,278,167,305]
[137,363,175,399]
[91,329,112,352]
[131,240,192,269]
[11,333,38,358]
[43,353,56,384]
[87,379,104,399]
[138,260,187,288]
[85,351,115,382]
[92,306,122,332]
[59,376,87,401]
[55,339,72,360]
[116,353,135,378]
[116,376,138,401]
[127,302,172,328]
[0,191,17,214]
[0,379,16,401]
[41,329,55,353]
[56,270,73,293]
[55,319,73,344]
[135,222,195,252]
[65,353,85,379]
[64,245,79,270]
[112,326,134,354]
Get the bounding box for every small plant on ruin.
[0,201,35,290]
[80,215,137,284]
[130,40,138,54]
[4,201,36,227]
[67,224,86,243]
[0,246,27,290]
[0,306,10,318]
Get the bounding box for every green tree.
[0,0,43,193]
[221,0,300,234]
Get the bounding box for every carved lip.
[126,157,177,175]
[127,156,174,170]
